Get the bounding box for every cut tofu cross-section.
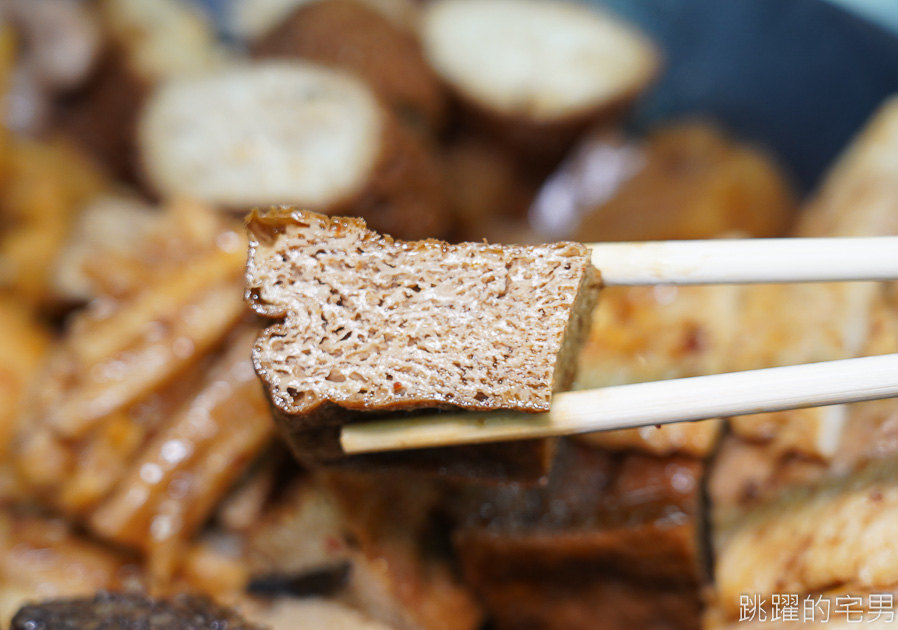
[245,207,601,426]
[453,441,707,630]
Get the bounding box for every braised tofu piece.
[454,442,707,630]
[421,0,658,161]
[140,64,449,239]
[244,207,598,481]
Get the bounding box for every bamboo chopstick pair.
[342,236,898,455]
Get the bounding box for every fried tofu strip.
[0,302,49,503]
[13,202,265,571]
[17,243,246,454]
[89,330,273,584]
[55,196,245,302]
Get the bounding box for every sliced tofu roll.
[253,0,446,131]
[421,0,659,160]
[140,62,449,239]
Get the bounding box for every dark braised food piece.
[453,441,707,630]
[11,591,262,630]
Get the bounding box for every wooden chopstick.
[587,237,898,285]
[341,354,898,454]
[339,236,898,454]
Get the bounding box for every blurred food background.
[1,1,898,629]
